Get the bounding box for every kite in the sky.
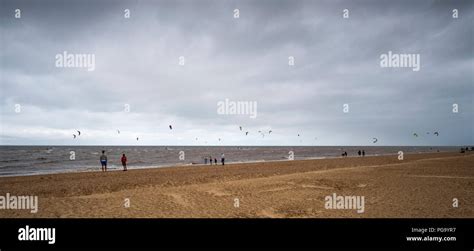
[372,137,378,143]
[413,133,418,137]
[245,132,249,136]
[269,130,272,134]
[434,131,439,136]
[239,126,242,131]
[169,125,172,130]
[73,134,76,139]
[117,130,120,134]
[136,137,139,141]
[77,130,81,136]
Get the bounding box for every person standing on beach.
[214,158,217,165]
[362,150,365,157]
[204,157,208,165]
[209,156,213,165]
[221,153,225,165]
[100,150,107,172]
[121,153,128,171]
[358,150,361,156]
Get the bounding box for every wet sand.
[0,152,473,218]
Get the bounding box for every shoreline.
[0,150,463,178]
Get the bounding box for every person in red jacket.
[121,153,127,171]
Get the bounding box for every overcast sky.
[0,0,473,146]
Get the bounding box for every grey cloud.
[0,0,472,145]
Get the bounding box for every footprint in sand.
[165,193,190,207]
[301,184,333,190]
[259,186,293,193]
[259,208,285,218]
[206,189,231,197]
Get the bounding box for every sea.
[0,145,462,177]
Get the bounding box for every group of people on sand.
[460,147,474,153]
[99,150,227,172]
[204,153,225,165]
[341,150,366,157]
[99,150,128,172]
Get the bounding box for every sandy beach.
[0,152,473,218]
